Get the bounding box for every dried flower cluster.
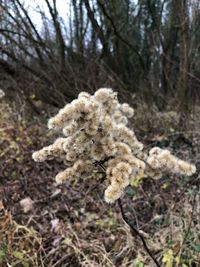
[147,147,196,176]
[32,88,196,203]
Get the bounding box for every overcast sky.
[27,0,70,28]
[27,0,138,30]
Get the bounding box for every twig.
[87,159,108,193]
[118,198,161,267]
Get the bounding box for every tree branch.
[96,0,146,70]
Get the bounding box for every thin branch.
[118,198,161,267]
[44,0,66,71]
[82,0,111,59]
[96,0,146,70]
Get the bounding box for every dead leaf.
[50,188,61,198]
[113,238,122,252]
[51,218,60,232]
[0,200,4,210]
[20,197,34,213]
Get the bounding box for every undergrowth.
[0,100,200,267]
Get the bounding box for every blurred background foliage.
[0,0,199,113]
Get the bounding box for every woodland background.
[0,0,200,111]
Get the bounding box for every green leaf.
[0,250,6,258]
[13,251,24,260]
[134,258,145,267]
[193,244,200,252]
[125,187,135,198]
[22,260,29,267]
[162,249,174,267]
[62,237,72,245]
[130,172,145,187]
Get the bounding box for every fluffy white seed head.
[32,88,196,203]
[147,147,196,176]
[0,89,5,99]
[120,103,134,118]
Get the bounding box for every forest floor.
[0,100,200,267]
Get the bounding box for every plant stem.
[118,198,161,267]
